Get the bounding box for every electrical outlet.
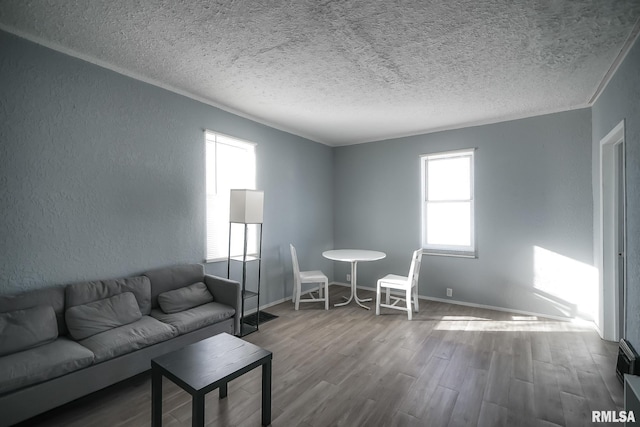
[446,288,453,297]
[346,274,351,282]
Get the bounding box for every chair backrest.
[407,249,423,287]
[290,244,301,284]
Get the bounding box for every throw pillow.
[65,292,142,340]
[157,282,214,314]
[0,305,58,357]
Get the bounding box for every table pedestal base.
[334,261,371,310]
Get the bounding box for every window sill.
[205,252,260,264]
[205,258,227,264]
[422,250,477,259]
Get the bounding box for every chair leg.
[295,283,300,311]
[406,288,412,320]
[375,282,381,315]
[413,285,419,312]
[385,288,390,305]
[324,280,329,310]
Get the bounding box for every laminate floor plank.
[531,332,553,363]
[581,329,618,359]
[15,286,622,427]
[390,410,424,427]
[509,378,536,416]
[512,335,534,382]
[591,352,624,408]
[438,343,474,391]
[560,391,592,427]
[577,369,619,412]
[271,380,338,426]
[477,401,508,427]
[533,360,566,426]
[333,397,378,427]
[360,372,416,426]
[467,331,494,371]
[448,367,488,427]
[301,379,368,426]
[360,336,415,372]
[565,333,600,374]
[398,355,450,419]
[484,351,513,407]
[549,346,584,396]
[397,322,437,353]
[421,385,459,427]
[398,334,440,378]
[431,323,466,360]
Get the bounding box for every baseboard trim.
[244,297,289,315]
[419,295,576,323]
[250,282,594,326]
[328,281,591,324]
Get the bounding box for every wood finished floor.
[19,285,623,427]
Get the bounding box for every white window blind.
[205,131,256,261]
[421,149,476,256]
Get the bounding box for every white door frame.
[598,120,626,341]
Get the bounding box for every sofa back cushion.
[0,305,58,356]
[0,286,67,335]
[144,264,204,309]
[157,282,214,314]
[65,292,142,340]
[65,276,151,315]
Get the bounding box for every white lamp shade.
[229,189,264,223]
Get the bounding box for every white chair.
[375,249,423,320]
[290,244,329,310]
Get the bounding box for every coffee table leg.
[151,368,162,427]
[192,393,205,426]
[262,360,272,426]
[220,382,228,399]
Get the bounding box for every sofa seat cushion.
[150,302,235,335]
[0,337,95,395]
[79,315,177,363]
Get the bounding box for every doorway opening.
[599,120,626,341]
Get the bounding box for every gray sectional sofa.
[0,263,241,426]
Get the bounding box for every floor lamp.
[228,189,264,336]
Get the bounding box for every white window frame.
[420,148,476,257]
[205,130,257,262]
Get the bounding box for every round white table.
[322,249,386,310]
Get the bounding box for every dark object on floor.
[243,311,278,327]
[617,338,639,383]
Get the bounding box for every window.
[205,130,257,261]
[421,149,475,256]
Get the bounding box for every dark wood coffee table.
[151,332,272,426]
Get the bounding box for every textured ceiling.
[1,1,639,146]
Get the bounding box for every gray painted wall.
[0,30,334,307]
[3,26,634,331]
[333,109,594,319]
[592,36,640,348]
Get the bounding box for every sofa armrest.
[204,275,241,336]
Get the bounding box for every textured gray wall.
[3,26,633,329]
[0,30,333,306]
[333,109,594,319]
[592,36,640,347]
